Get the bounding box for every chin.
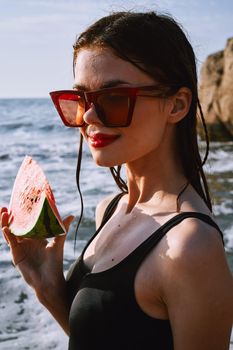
[92,153,124,168]
[94,158,120,168]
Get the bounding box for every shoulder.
[157,215,233,348]
[165,214,224,263]
[159,214,233,310]
[161,215,229,281]
[95,193,120,229]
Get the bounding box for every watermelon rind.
[8,155,66,239]
[9,196,66,239]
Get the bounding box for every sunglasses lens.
[51,89,133,128]
[95,93,130,127]
[57,93,85,127]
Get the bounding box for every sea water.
[0,98,232,349]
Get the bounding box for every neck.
[125,143,187,213]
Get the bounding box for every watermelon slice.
[9,155,66,239]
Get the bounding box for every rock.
[198,38,233,141]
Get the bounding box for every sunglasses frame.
[49,85,166,128]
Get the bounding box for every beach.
[0,98,232,349]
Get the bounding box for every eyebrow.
[72,79,130,91]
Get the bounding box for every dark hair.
[73,11,212,213]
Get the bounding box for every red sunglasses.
[49,85,166,128]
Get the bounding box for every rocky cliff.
[198,37,233,141]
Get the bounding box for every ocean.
[0,98,232,349]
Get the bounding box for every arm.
[35,274,71,335]
[37,192,117,333]
[1,207,74,335]
[161,218,233,350]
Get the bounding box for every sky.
[0,0,232,98]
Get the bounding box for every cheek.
[117,123,166,164]
[125,129,159,160]
[129,100,168,147]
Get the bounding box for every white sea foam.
[225,225,233,251]
[0,265,69,350]
[205,143,233,173]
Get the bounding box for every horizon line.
[0,96,50,99]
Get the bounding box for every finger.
[0,207,8,215]
[1,208,13,222]
[54,216,75,246]
[1,212,9,228]
[0,208,9,228]
[63,215,75,232]
[2,227,19,248]
[8,213,14,225]
[2,230,10,246]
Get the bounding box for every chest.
[83,209,159,272]
[69,272,173,349]
[82,211,172,319]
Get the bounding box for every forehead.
[74,48,155,90]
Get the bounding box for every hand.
[0,206,74,294]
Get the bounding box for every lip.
[88,133,120,148]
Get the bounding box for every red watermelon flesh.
[9,156,66,239]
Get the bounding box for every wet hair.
[73,11,212,246]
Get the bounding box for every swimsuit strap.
[79,192,126,260]
[154,211,224,242]
[126,211,224,275]
[100,192,126,226]
[81,195,224,266]
[101,195,223,244]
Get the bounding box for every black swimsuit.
[66,194,224,350]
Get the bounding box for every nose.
[83,103,103,126]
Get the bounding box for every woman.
[1,11,233,350]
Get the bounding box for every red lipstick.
[88,133,119,148]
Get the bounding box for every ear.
[167,87,192,124]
